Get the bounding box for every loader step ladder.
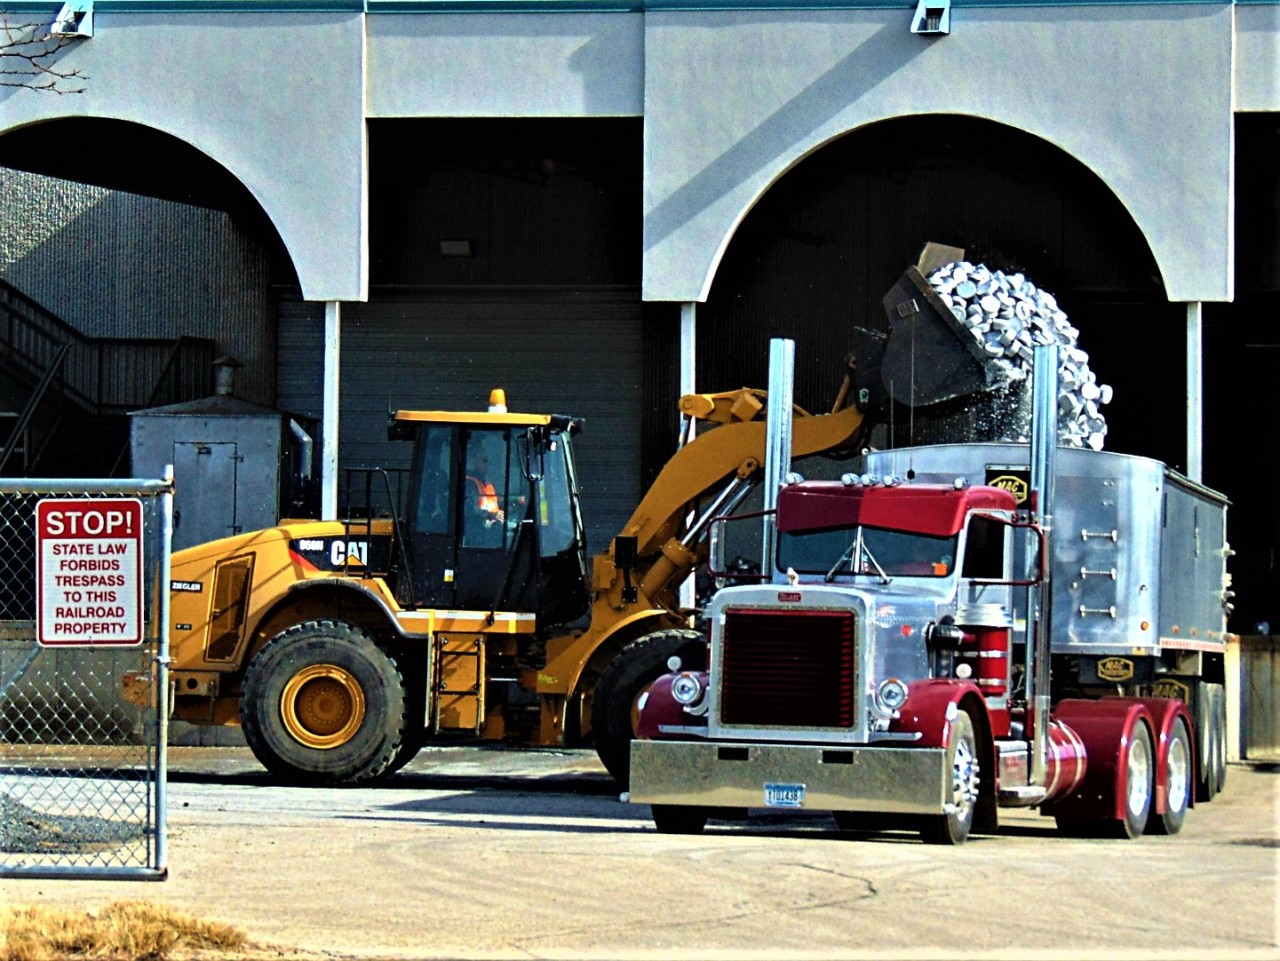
[432,634,486,735]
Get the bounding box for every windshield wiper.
[860,543,891,585]
[825,538,859,582]
[824,532,891,585]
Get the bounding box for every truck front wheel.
[241,620,407,784]
[590,629,706,786]
[920,710,980,845]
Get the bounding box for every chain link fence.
[0,475,173,880]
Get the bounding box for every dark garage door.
[277,289,645,556]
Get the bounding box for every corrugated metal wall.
[0,167,283,406]
[276,289,644,555]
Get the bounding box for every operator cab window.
[413,426,455,536]
[462,429,522,549]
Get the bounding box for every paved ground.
[2,746,1277,960]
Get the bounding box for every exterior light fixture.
[51,0,93,37]
[911,0,950,36]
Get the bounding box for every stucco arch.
[698,111,1167,304]
[641,7,1232,306]
[0,11,366,302]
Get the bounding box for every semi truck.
[626,341,1233,841]
[121,245,1001,784]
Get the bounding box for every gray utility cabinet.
[130,394,314,551]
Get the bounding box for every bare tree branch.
[0,13,88,94]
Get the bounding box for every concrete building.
[0,0,1276,632]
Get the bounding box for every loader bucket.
[880,264,1004,407]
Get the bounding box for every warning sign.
[36,498,144,647]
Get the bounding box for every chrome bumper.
[629,739,949,815]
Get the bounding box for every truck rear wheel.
[1116,720,1154,839]
[1148,717,1191,836]
[590,629,706,786]
[920,710,979,845]
[241,620,407,784]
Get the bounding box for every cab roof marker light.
[784,472,804,486]
[861,474,877,486]
[954,477,968,489]
[488,388,508,414]
[841,473,862,487]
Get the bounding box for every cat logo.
[1097,656,1135,682]
[1153,677,1191,702]
[986,473,1029,505]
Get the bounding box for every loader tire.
[241,619,406,785]
[590,628,706,788]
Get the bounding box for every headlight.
[874,677,909,715]
[670,672,704,706]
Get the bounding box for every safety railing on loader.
[0,474,174,881]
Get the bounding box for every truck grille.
[719,609,856,728]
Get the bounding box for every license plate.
[764,782,806,808]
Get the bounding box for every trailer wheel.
[1212,684,1228,794]
[590,628,706,786]
[651,804,708,835]
[1196,682,1226,802]
[920,710,979,845]
[1148,717,1192,836]
[241,620,406,784]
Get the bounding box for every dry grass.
[0,901,249,961]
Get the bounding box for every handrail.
[0,277,215,416]
[0,342,72,475]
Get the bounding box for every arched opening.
[697,114,1178,466]
[0,117,299,475]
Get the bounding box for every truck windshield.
[778,525,957,579]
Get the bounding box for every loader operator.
[465,446,505,530]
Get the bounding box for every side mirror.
[614,535,638,572]
[614,536,638,604]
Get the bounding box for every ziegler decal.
[1096,656,1135,683]
[171,580,203,593]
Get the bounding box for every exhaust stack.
[762,338,796,582]
[1027,344,1059,788]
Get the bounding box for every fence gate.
[0,475,173,880]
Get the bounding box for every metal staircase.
[0,276,215,476]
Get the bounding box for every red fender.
[890,678,989,749]
[1042,698,1154,821]
[633,671,710,739]
[1120,696,1197,815]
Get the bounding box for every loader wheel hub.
[280,665,366,749]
